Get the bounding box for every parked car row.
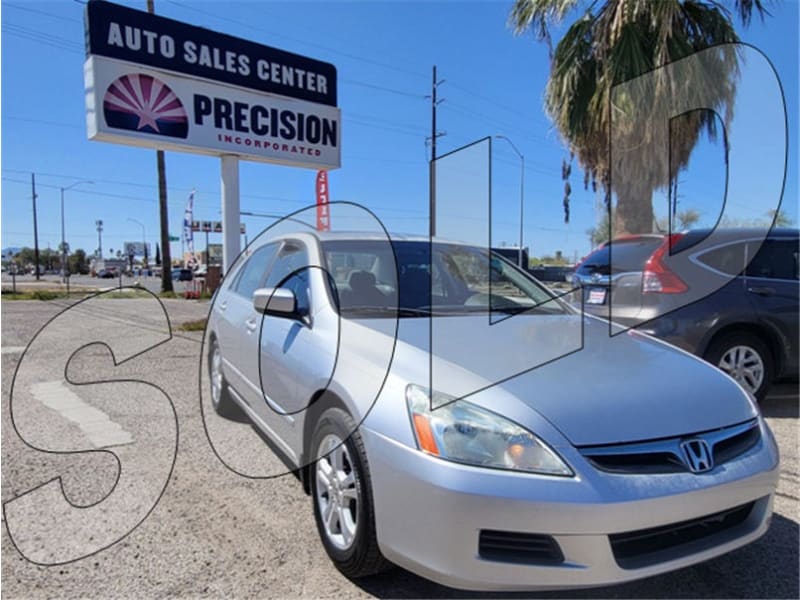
[571,228,799,400]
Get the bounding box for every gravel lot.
[2,295,797,598]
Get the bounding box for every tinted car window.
[746,239,799,280]
[233,243,278,299]
[321,241,562,316]
[577,238,663,275]
[265,242,311,313]
[695,242,748,276]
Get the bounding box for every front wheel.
[310,408,390,579]
[705,332,774,401]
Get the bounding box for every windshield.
[320,240,567,317]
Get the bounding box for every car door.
[215,242,279,400]
[252,241,318,414]
[745,236,800,378]
[235,239,339,459]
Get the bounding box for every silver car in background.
[207,231,779,591]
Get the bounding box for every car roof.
[683,227,799,240]
[256,230,476,246]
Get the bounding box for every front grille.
[714,424,760,464]
[610,501,755,569]
[478,530,564,565]
[579,419,760,474]
[584,451,685,474]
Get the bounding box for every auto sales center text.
[107,22,337,155]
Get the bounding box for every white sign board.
[123,241,150,257]
[85,56,341,169]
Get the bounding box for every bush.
[30,290,61,300]
[178,318,207,332]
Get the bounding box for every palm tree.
[766,208,794,227]
[510,0,771,235]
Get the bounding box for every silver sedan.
[207,231,779,591]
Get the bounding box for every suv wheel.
[310,408,390,578]
[705,332,774,401]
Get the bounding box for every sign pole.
[220,155,240,275]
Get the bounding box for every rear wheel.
[310,408,390,578]
[208,338,238,417]
[705,332,774,401]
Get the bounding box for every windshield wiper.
[430,304,560,315]
[341,306,432,318]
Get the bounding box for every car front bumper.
[361,421,779,592]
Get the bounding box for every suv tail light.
[642,234,688,294]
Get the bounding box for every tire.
[208,338,239,418]
[310,408,391,579]
[705,332,774,402]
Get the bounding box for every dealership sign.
[84,0,340,169]
[191,220,245,233]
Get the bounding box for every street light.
[96,220,104,258]
[61,180,94,282]
[494,136,525,268]
[127,217,147,270]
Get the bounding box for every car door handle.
[218,300,227,311]
[245,317,258,332]
[747,286,775,297]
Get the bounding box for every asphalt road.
[1,296,797,598]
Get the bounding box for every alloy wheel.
[718,345,765,397]
[315,434,359,550]
[210,343,223,409]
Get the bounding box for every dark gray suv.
[573,228,799,400]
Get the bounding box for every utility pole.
[31,173,40,281]
[148,0,174,292]
[428,65,445,238]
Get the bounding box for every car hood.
[375,314,757,446]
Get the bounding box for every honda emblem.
[680,439,714,473]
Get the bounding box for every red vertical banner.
[316,170,330,232]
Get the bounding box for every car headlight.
[406,384,573,476]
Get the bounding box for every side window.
[696,242,748,276]
[233,243,278,299]
[746,239,799,280]
[265,243,311,313]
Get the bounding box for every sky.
[1,0,798,264]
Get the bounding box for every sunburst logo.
[103,73,188,139]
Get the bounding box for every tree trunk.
[613,177,654,237]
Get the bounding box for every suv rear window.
[695,242,747,276]
[577,237,663,275]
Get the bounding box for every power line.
[2,110,431,146]
[447,80,546,124]
[340,79,426,100]
[165,0,428,80]
[2,22,83,54]
[5,3,83,24]
[3,116,83,130]
[444,101,551,146]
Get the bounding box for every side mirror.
[253,287,297,317]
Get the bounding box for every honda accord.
[207,231,779,591]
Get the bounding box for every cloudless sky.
[1,0,797,264]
